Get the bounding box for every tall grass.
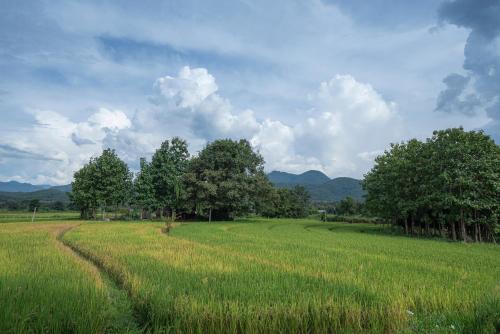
[64,219,500,333]
[0,222,110,333]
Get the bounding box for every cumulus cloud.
[436,0,500,133]
[0,108,135,184]
[286,74,399,175]
[0,66,402,183]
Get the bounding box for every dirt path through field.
[56,223,143,333]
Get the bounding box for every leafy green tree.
[184,139,264,220]
[259,186,310,218]
[337,196,357,215]
[28,199,40,212]
[253,171,278,217]
[150,137,190,220]
[51,201,65,211]
[70,160,98,219]
[70,149,132,219]
[364,127,500,243]
[134,158,157,219]
[94,149,133,216]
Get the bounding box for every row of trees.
[364,128,500,243]
[0,199,67,212]
[70,138,311,221]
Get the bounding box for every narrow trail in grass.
[56,224,143,334]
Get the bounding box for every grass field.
[0,220,140,333]
[1,215,499,333]
[0,211,79,223]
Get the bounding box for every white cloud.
[0,108,134,184]
[254,74,401,177]
[1,66,406,183]
[152,67,218,108]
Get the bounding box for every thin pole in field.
[31,207,37,222]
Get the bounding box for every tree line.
[70,138,310,221]
[363,128,500,243]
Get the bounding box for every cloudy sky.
[0,0,499,185]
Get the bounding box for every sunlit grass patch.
[0,222,110,333]
[64,219,500,333]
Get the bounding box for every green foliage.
[28,199,40,211]
[364,127,500,242]
[257,185,311,218]
[336,196,357,215]
[51,200,65,211]
[70,149,132,219]
[133,157,157,217]
[150,137,190,219]
[184,139,264,220]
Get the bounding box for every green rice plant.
[0,222,118,333]
[0,211,80,223]
[63,219,500,333]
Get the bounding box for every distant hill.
[0,188,70,203]
[268,171,365,202]
[268,170,330,185]
[50,184,72,192]
[0,181,51,192]
[0,181,72,205]
[0,181,72,193]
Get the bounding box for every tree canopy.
[184,139,265,220]
[364,128,500,242]
[70,149,132,219]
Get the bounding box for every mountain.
[0,181,72,193]
[50,184,72,192]
[0,188,70,203]
[268,170,365,202]
[0,181,51,192]
[268,170,330,185]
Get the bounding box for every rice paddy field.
[0,210,79,223]
[1,215,499,333]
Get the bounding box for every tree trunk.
[474,223,478,242]
[410,214,415,235]
[478,224,482,243]
[404,217,409,235]
[171,208,176,221]
[208,207,212,223]
[460,208,467,242]
[451,221,457,241]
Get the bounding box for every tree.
[134,158,157,219]
[184,139,264,220]
[94,149,133,214]
[51,201,65,211]
[70,159,98,219]
[337,196,357,216]
[28,199,40,212]
[150,137,190,220]
[256,185,311,218]
[70,149,133,219]
[363,127,500,242]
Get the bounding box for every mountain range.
[0,181,72,203]
[0,170,364,204]
[267,170,365,202]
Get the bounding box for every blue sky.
[0,0,498,184]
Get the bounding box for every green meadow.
[1,216,499,333]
